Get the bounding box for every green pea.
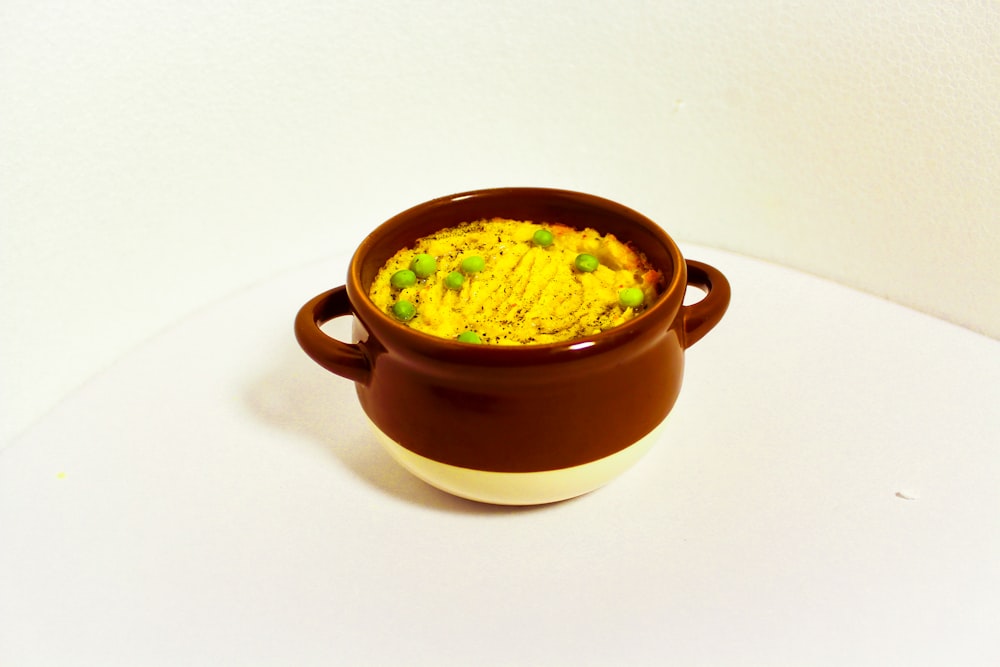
[389,269,417,289]
[391,299,416,321]
[618,287,645,308]
[410,253,437,278]
[574,253,599,272]
[532,229,554,247]
[444,271,464,290]
[456,330,482,344]
[460,255,485,274]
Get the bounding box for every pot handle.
[681,260,731,349]
[295,286,372,384]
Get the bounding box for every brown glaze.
[295,188,730,472]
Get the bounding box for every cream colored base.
[368,418,665,505]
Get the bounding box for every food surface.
[368,218,662,344]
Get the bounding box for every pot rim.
[346,186,688,364]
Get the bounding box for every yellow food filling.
[368,218,662,345]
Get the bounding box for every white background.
[2,247,998,666]
[2,3,999,665]
[2,0,998,446]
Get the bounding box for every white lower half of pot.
[367,417,665,505]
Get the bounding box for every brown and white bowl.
[295,188,730,505]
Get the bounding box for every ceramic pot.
[295,188,730,505]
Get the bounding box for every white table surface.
[2,245,998,666]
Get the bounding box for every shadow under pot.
[295,187,730,505]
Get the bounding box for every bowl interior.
[355,188,680,297]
